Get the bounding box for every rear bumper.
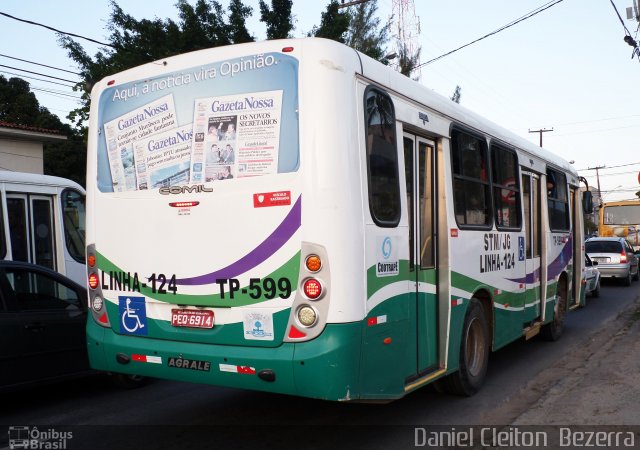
[595,264,630,278]
[87,319,362,401]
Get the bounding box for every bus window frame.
[0,194,5,259]
[61,188,86,264]
[490,142,522,232]
[450,125,493,231]
[363,85,401,228]
[546,167,570,232]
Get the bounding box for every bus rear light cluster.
[86,244,111,328]
[284,243,331,342]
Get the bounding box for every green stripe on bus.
[96,251,301,307]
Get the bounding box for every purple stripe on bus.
[507,236,573,284]
[176,195,301,286]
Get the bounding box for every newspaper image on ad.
[103,94,177,191]
[189,90,283,183]
[132,123,193,190]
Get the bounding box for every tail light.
[621,249,627,263]
[88,273,100,289]
[87,244,111,328]
[284,243,331,342]
[303,278,323,300]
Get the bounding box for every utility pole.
[528,127,553,147]
[338,0,371,8]
[587,165,606,201]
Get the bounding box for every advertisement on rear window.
[189,90,283,183]
[96,52,299,192]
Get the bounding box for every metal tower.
[391,0,421,78]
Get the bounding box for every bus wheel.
[440,299,489,396]
[541,288,566,341]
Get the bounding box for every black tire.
[111,373,149,389]
[592,279,601,298]
[623,271,632,286]
[541,287,566,341]
[439,299,489,396]
[633,267,639,281]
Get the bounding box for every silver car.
[583,254,601,297]
[585,237,639,286]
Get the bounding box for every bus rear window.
[95,53,299,193]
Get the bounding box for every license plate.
[592,257,607,263]
[171,309,214,329]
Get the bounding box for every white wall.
[0,138,44,174]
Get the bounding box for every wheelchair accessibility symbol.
[119,296,148,335]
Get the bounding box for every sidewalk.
[512,297,640,426]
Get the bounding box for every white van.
[0,171,85,285]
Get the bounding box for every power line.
[554,114,640,126]
[415,0,565,68]
[0,64,78,83]
[0,70,76,88]
[577,161,640,171]
[30,86,82,99]
[581,169,639,178]
[0,53,81,75]
[0,11,115,49]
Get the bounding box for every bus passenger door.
[404,133,438,374]
[6,194,56,271]
[522,173,542,322]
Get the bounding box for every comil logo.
[8,426,73,449]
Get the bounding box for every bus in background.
[0,171,86,285]
[84,38,592,401]
[599,200,640,251]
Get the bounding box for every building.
[0,121,67,174]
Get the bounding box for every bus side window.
[490,144,521,230]
[0,197,5,259]
[61,189,86,263]
[451,129,491,228]
[547,168,569,231]
[365,87,400,227]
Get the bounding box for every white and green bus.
[85,38,592,401]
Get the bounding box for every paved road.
[1,279,638,449]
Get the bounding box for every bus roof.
[602,199,640,206]
[0,171,84,192]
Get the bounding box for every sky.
[1,0,639,202]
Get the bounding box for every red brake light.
[88,273,100,290]
[303,278,322,299]
[282,46,294,53]
[621,249,627,263]
[169,201,200,208]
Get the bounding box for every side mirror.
[582,191,593,214]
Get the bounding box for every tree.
[0,75,86,185]
[344,0,391,63]
[397,42,421,78]
[59,0,254,128]
[228,0,255,44]
[309,1,350,43]
[259,0,294,40]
